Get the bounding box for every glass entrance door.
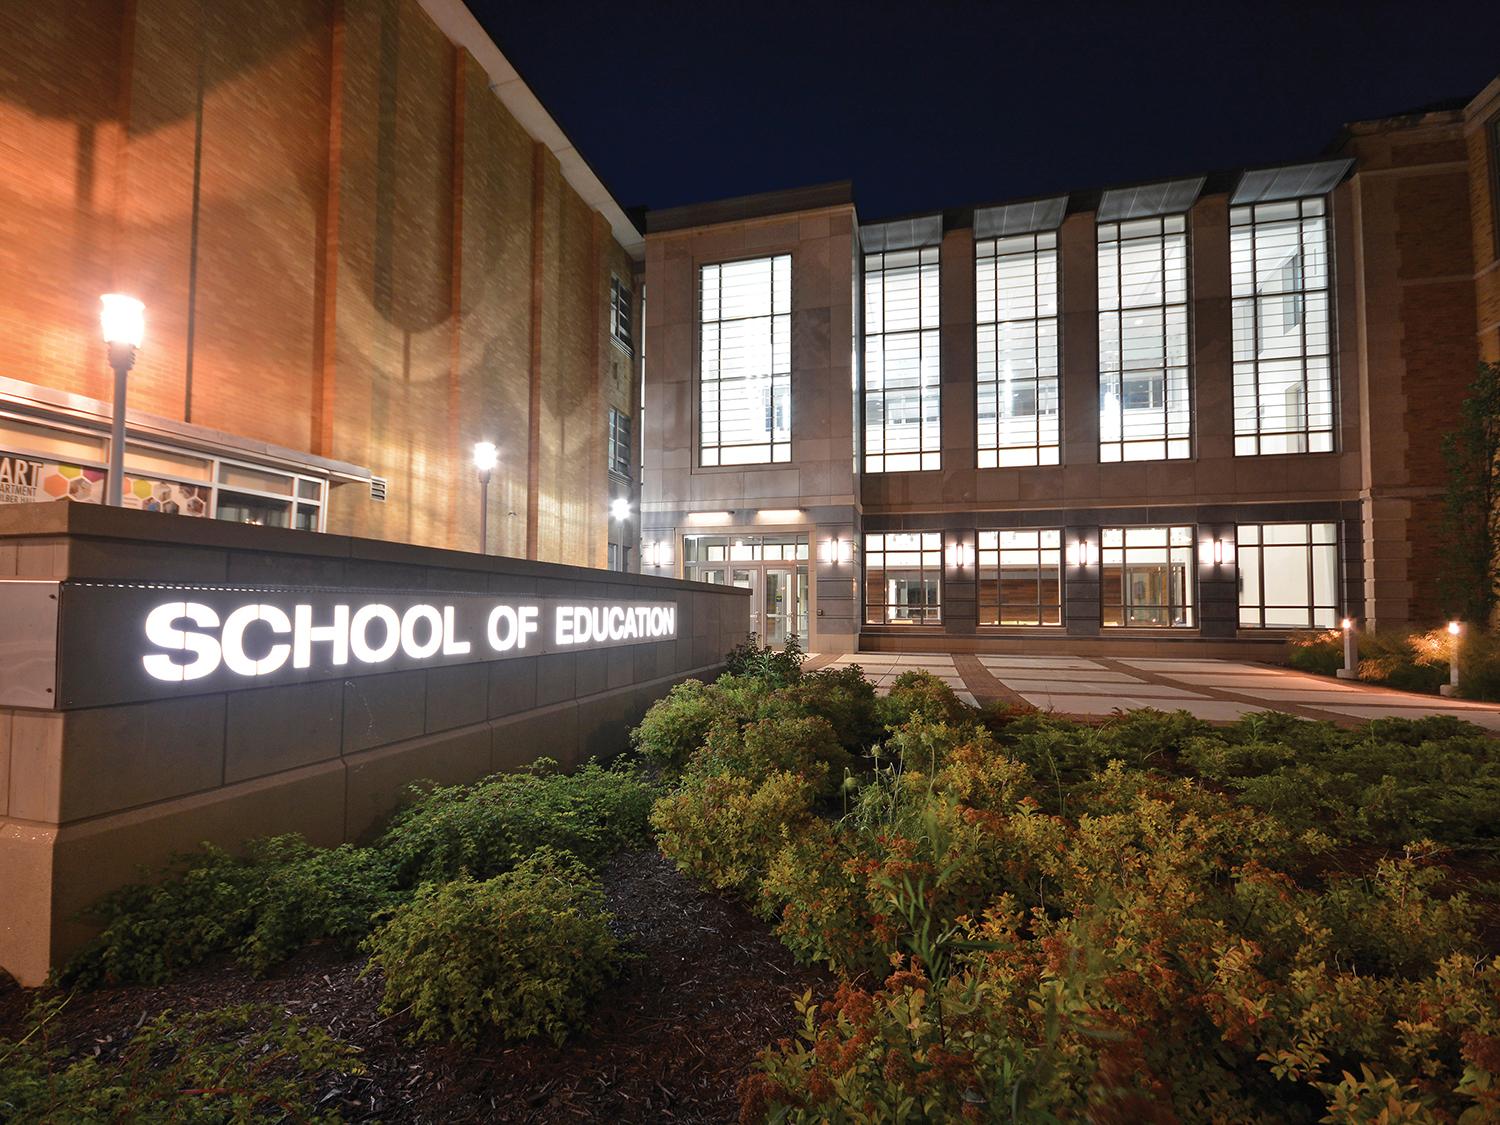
[731,567,759,638]
[764,567,797,647]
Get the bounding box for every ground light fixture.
[610,497,631,521]
[1442,620,1462,696]
[1337,616,1358,679]
[99,294,144,507]
[473,441,498,553]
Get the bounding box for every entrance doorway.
[684,534,810,647]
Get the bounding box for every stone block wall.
[0,503,749,986]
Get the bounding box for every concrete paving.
[801,652,1500,729]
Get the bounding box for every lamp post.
[99,295,144,507]
[1442,620,1462,697]
[473,441,497,554]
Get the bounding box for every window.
[1101,526,1195,627]
[699,255,791,465]
[864,532,942,624]
[864,247,940,472]
[608,407,632,478]
[610,276,633,352]
[1097,216,1191,461]
[977,233,1059,466]
[1237,522,1339,628]
[1231,198,1334,455]
[977,529,1062,625]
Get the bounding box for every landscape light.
[1337,617,1358,679]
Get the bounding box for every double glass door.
[686,534,809,648]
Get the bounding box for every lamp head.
[100,294,144,357]
[472,441,498,474]
[1340,618,1353,631]
[610,497,632,521]
[1448,620,1462,637]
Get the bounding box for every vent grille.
[369,476,388,502]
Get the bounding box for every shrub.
[651,770,817,900]
[363,849,625,1046]
[1287,628,1343,676]
[778,665,883,754]
[724,632,805,687]
[877,670,974,729]
[376,758,656,886]
[630,678,727,773]
[0,1000,360,1123]
[60,836,400,988]
[1458,628,1500,701]
[695,713,852,795]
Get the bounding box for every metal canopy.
[860,214,943,252]
[973,195,1069,238]
[1231,158,1355,205]
[1096,176,1207,222]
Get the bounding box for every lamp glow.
[1341,618,1353,631]
[100,294,145,348]
[610,497,632,521]
[472,441,498,474]
[1448,621,1462,637]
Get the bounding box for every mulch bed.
[0,849,830,1124]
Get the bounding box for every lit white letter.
[350,604,400,664]
[441,605,471,656]
[142,601,221,682]
[293,603,350,669]
[221,604,292,677]
[519,605,539,649]
[488,605,518,652]
[556,606,575,645]
[400,604,444,660]
[608,606,625,640]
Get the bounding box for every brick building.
[0,0,642,568]
[640,81,1500,655]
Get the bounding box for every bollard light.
[1336,617,1358,679]
[100,295,145,507]
[1442,621,1462,696]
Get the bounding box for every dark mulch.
[0,849,829,1123]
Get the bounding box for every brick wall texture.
[0,0,636,565]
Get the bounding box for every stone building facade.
[641,82,1500,655]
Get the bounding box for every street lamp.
[99,294,144,507]
[473,441,497,553]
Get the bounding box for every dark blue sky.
[470,0,1499,221]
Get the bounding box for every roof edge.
[647,181,855,235]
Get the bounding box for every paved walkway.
[802,652,1500,730]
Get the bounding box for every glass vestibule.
[683,533,809,645]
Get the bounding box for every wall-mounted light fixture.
[818,538,853,565]
[686,511,733,525]
[1199,536,1234,567]
[945,541,974,570]
[757,508,805,524]
[1065,537,1097,569]
[643,540,674,568]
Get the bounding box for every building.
[0,0,642,570]
[640,77,1500,655]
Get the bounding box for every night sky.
[469,0,1499,222]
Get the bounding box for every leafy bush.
[375,758,656,886]
[61,759,655,987]
[1458,627,1500,701]
[724,632,805,686]
[777,665,883,754]
[1287,628,1343,676]
[363,849,625,1046]
[61,836,400,987]
[651,770,817,899]
[876,670,974,729]
[1287,626,1457,694]
[0,1000,359,1123]
[630,678,728,773]
[695,713,852,795]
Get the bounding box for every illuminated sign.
[41,583,682,708]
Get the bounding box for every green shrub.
[629,678,726,773]
[1458,628,1500,701]
[376,758,655,886]
[723,632,805,686]
[651,770,817,900]
[777,665,884,754]
[61,836,400,988]
[363,849,625,1046]
[877,670,974,729]
[0,1000,359,1123]
[1287,628,1343,676]
[694,713,852,795]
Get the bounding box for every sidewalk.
[802,652,1500,730]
